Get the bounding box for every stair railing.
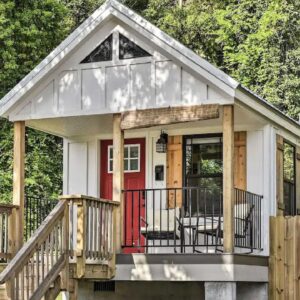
[0,200,69,300]
[0,195,118,299]
[0,204,19,261]
[66,195,118,279]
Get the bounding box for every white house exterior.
[1,1,300,299]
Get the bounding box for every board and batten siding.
[64,139,98,197]
[9,21,233,121]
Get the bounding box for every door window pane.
[130,159,138,170]
[108,144,140,173]
[130,146,139,158]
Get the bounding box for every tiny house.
[0,1,299,299]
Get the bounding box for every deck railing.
[0,204,18,261]
[67,196,118,278]
[234,188,263,251]
[25,196,58,241]
[122,187,263,253]
[0,200,68,300]
[0,195,118,299]
[122,187,223,253]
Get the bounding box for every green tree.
[0,0,68,202]
[1,0,299,204]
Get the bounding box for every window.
[108,144,140,173]
[184,135,223,216]
[81,34,112,63]
[119,33,151,59]
[283,142,296,215]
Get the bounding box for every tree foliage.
[0,0,299,202]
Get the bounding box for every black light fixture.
[156,131,168,153]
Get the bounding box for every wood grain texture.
[167,136,183,208]
[120,104,219,130]
[269,216,300,300]
[113,114,124,253]
[223,105,234,253]
[12,121,25,254]
[234,132,247,191]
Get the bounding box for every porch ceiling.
[26,104,267,138]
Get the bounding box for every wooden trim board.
[120,105,219,130]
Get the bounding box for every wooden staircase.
[0,195,118,300]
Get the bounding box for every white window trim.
[108,144,140,173]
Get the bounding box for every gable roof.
[0,0,237,117]
[0,0,299,135]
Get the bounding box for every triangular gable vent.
[81,34,113,63]
[119,33,151,59]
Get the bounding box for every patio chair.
[140,207,181,240]
[214,203,255,253]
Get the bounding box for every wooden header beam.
[120,104,219,130]
[223,105,234,253]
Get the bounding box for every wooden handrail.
[0,200,66,284]
[0,194,118,298]
[66,196,117,276]
[0,204,18,214]
[60,194,120,205]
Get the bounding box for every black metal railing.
[234,188,263,251]
[122,187,223,253]
[122,187,263,254]
[25,196,58,240]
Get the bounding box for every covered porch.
[0,102,268,299]
[0,103,266,259]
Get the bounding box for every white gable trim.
[109,1,238,90]
[0,0,237,117]
[0,2,113,116]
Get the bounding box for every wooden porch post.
[11,121,25,255]
[223,105,234,253]
[113,114,124,253]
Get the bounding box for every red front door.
[100,138,146,253]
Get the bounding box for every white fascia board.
[235,87,300,139]
[110,0,238,94]
[0,0,238,117]
[0,2,113,117]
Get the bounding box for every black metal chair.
[214,204,255,253]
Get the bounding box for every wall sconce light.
[156,131,168,153]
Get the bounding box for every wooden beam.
[223,105,234,253]
[113,114,124,253]
[11,121,25,255]
[276,135,284,216]
[120,104,219,130]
